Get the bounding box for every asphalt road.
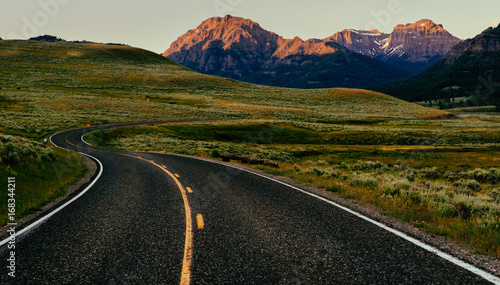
[0,123,498,284]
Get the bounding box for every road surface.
[0,123,498,284]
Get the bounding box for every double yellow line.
[65,139,195,285]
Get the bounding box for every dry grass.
[2,40,500,257]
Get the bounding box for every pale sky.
[1,0,499,53]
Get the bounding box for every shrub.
[454,198,474,220]
[488,168,500,184]
[353,160,388,171]
[321,168,340,179]
[420,167,442,179]
[293,165,304,173]
[488,188,500,201]
[444,171,469,181]
[327,184,344,193]
[465,179,481,191]
[469,168,489,183]
[315,160,329,166]
[0,135,54,166]
[405,169,417,182]
[211,149,221,158]
[402,190,422,203]
[351,173,379,188]
[305,167,325,176]
[383,186,400,197]
[431,202,456,217]
[385,178,411,196]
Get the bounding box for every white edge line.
[1,132,104,248]
[0,152,103,247]
[164,153,500,284]
[81,133,93,147]
[44,128,500,284]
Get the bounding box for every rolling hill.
[0,39,449,140]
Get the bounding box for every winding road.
[1,123,499,284]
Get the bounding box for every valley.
[1,39,499,262]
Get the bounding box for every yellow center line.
[175,173,181,178]
[65,141,193,284]
[186,187,193,193]
[196,214,205,229]
[132,158,193,285]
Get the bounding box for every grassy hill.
[0,39,450,227]
[0,40,448,139]
[5,41,500,258]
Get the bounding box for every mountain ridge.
[374,24,500,109]
[164,16,460,88]
[164,15,410,88]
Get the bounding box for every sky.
[1,0,499,53]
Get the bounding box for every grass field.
[0,135,87,225]
[1,40,500,258]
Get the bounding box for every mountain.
[163,15,410,89]
[374,24,500,109]
[326,19,460,73]
[377,19,461,72]
[324,29,390,58]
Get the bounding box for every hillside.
[163,15,410,89]
[0,40,450,139]
[375,24,500,108]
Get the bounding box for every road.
[0,123,498,284]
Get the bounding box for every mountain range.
[376,23,500,109]
[163,15,461,88]
[163,15,410,88]
[329,19,461,72]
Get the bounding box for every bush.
[465,179,481,191]
[0,135,54,166]
[327,184,344,193]
[315,160,329,166]
[353,160,388,171]
[469,168,489,183]
[431,202,456,217]
[420,167,442,179]
[405,169,417,182]
[305,167,325,176]
[444,171,469,181]
[489,188,500,201]
[383,186,400,197]
[454,199,474,220]
[211,149,221,158]
[488,168,500,184]
[293,165,304,173]
[321,168,340,179]
[351,173,379,188]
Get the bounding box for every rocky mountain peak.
[376,19,461,71]
[394,19,445,33]
[324,29,390,58]
[444,24,500,65]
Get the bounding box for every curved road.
[1,123,498,284]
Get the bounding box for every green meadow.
[1,40,500,257]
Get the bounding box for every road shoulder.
[0,155,97,239]
[160,152,500,277]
